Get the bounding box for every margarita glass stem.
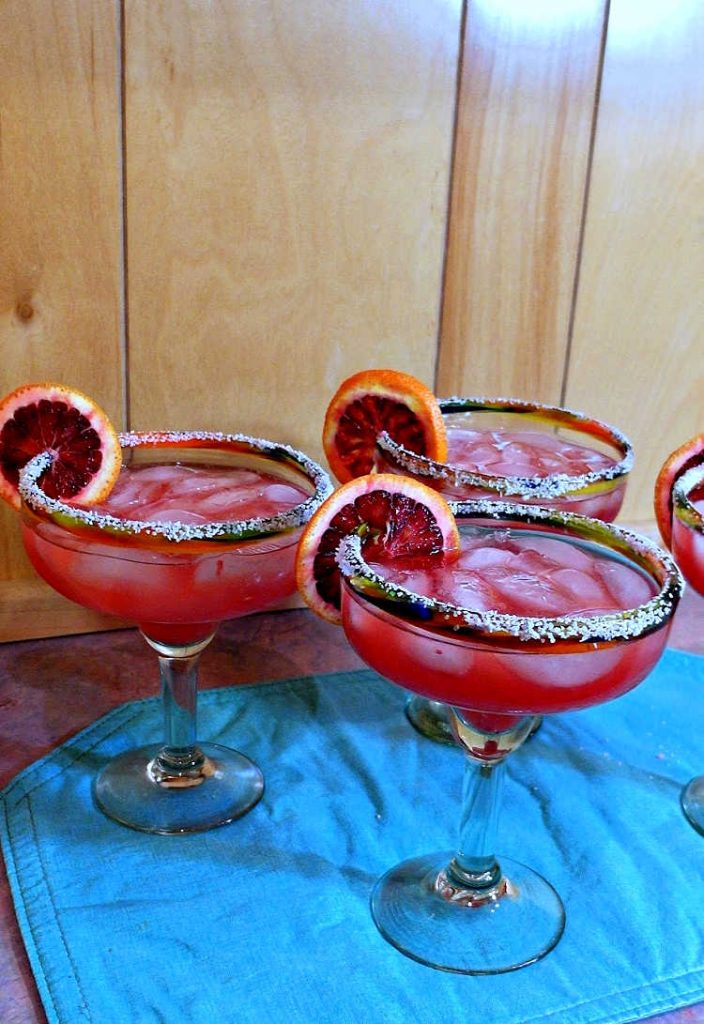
[447,760,503,889]
[93,629,264,833]
[143,632,214,784]
[442,711,537,898]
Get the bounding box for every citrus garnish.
[295,472,460,624]
[18,431,333,552]
[322,368,447,483]
[0,382,122,510]
[654,433,704,547]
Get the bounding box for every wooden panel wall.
[0,0,462,640]
[437,0,607,402]
[0,0,125,638]
[565,0,704,521]
[439,0,704,523]
[124,0,461,455]
[0,0,702,641]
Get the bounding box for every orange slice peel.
[295,472,460,624]
[0,382,122,510]
[18,430,333,554]
[654,432,704,548]
[322,368,447,483]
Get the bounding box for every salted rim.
[19,431,333,544]
[337,498,682,645]
[673,463,704,533]
[376,396,634,500]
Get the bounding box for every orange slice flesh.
[295,472,460,624]
[654,433,704,548]
[0,382,122,510]
[322,368,447,483]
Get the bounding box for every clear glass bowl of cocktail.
[375,397,634,742]
[337,501,681,973]
[18,431,332,834]
[670,463,704,833]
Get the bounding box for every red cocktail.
[671,463,704,833]
[19,432,332,834]
[343,521,666,716]
[376,397,634,740]
[337,501,681,973]
[376,397,633,519]
[672,469,704,594]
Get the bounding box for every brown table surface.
[2,594,704,1024]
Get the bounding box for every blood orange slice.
[654,433,704,547]
[0,382,122,510]
[322,368,447,483]
[295,472,460,623]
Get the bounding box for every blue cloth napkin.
[2,648,704,1024]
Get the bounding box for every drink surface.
[341,526,667,715]
[370,527,653,618]
[380,425,626,521]
[446,427,617,480]
[22,460,310,644]
[93,462,308,525]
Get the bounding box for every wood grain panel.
[0,581,130,644]
[565,0,704,523]
[0,0,123,635]
[437,0,607,401]
[124,0,462,461]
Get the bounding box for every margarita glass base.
[405,695,456,745]
[681,776,704,837]
[93,742,264,835]
[371,851,565,974]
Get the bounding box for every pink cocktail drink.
[342,522,669,718]
[443,427,623,518]
[376,397,633,522]
[18,431,332,834]
[337,500,681,974]
[22,458,313,645]
[670,464,704,835]
[376,397,634,741]
[672,487,704,596]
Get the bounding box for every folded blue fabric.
[2,648,704,1024]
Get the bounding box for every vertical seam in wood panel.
[118,0,130,430]
[433,0,469,394]
[560,0,611,406]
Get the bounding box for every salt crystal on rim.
[376,395,634,501]
[19,432,333,544]
[336,499,682,647]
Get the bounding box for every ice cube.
[489,569,570,616]
[521,536,595,571]
[456,545,515,571]
[508,645,626,692]
[443,570,496,611]
[259,483,306,512]
[149,509,208,525]
[595,560,655,610]
[549,567,612,612]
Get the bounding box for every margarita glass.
[19,431,332,834]
[671,463,704,834]
[337,501,681,973]
[376,397,634,743]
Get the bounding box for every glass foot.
[681,775,704,836]
[93,743,264,835]
[405,696,456,746]
[528,715,544,737]
[371,851,565,974]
